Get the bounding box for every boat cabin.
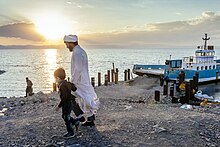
[165,59,182,68]
[182,34,217,71]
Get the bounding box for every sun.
[33,13,72,40]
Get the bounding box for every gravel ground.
[1,76,220,147]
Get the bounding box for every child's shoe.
[63,132,75,139]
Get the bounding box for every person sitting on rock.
[25,77,33,97]
[54,67,85,139]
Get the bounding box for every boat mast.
[202,33,210,50]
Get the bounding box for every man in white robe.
[64,35,99,126]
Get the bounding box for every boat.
[133,34,220,83]
[132,64,167,77]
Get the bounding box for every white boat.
[133,34,220,83]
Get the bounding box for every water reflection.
[45,49,58,88]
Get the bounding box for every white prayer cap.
[63,35,78,43]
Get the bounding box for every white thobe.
[71,45,99,116]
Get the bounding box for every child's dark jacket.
[58,80,77,114]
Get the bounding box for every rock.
[30,91,48,103]
[124,105,132,110]
[20,100,25,106]
[45,143,59,147]
[152,125,167,133]
[57,141,64,145]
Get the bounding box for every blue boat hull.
[164,68,220,82]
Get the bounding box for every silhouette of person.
[25,77,33,97]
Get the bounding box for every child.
[54,67,84,138]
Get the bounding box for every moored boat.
[133,34,220,83]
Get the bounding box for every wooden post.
[182,71,185,82]
[189,80,194,99]
[115,68,119,84]
[195,72,199,90]
[111,69,115,82]
[112,63,115,72]
[216,71,219,80]
[163,84,168,95]
[179,72,184,84]
[53,83,57,92]
[184,82,190,104]
[107,70,110,82]
[104,74,108,86]
[193,76,198,91]
[98,72,101,86]
[155,90,160,101]
[124,70,128,81]
[170,83,174,97]
[127,69,130,80]
[91,77,95,87]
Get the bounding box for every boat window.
[205,66,208,70]
[201,66,204,70]
[209,66,211,69]
[213,65,216,69]
[197,67,199,70]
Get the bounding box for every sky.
[0,0,220,48]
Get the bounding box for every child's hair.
[54,68,66,80]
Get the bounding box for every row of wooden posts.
[91,68,132,87]
[52,68,132,91]
[155,71,200,104]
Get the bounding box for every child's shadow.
[50,125,112,147]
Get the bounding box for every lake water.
[1,48,220,98]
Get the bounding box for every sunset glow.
[34,13,72,40]
[45,49,58,84]
[1,1,220,48]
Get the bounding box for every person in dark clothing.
[25,77,33,97]
[54,68,84,138]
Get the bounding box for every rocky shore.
[1,76,220,146]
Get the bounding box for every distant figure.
[64,34,100,126]
[25,77,33,97]
[54,67,84,138]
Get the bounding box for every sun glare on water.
[34,14,72,40]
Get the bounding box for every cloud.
[80,11,220,49]
[1,11,220,48]
[0,14,19,22]
[0,23,45,41]
[66,1,72,5]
